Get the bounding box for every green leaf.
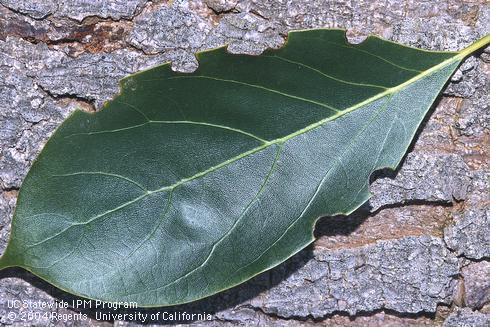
[1,30,488,306]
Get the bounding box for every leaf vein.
[52,171,148,192]
[63,120,267,143]
[164,75,341,112]
[265,54,389,89]
[322,39,423,73]
[346,94,395,210]
[124,190,174,259]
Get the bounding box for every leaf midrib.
[27,53,461,247]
